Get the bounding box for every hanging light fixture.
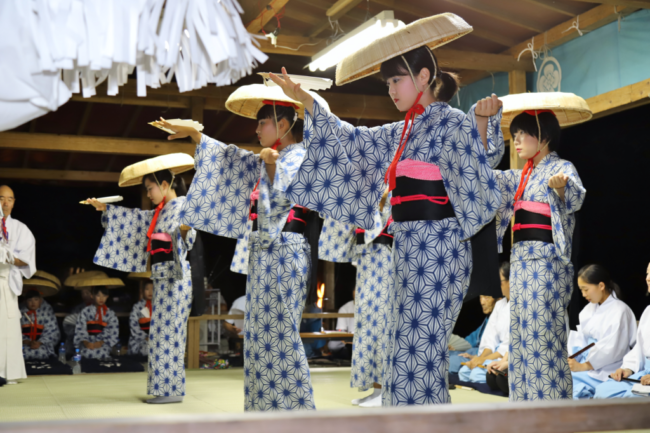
[307,11,405,72]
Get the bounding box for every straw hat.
[128,271,152,280]
[68,271,124,290]
[225,80,330,120]
[500,92,592,128]
[335,13,473,86]
[64,270,106,287]
[118,153,195,187]
[23,271,60,297]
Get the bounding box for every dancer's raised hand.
[269,67,314,115]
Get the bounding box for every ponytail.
[577,264,623,299]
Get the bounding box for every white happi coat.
[621,305,650,374]
[5,215,36,296]
[478,297,509,357]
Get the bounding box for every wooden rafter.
[443,0,546,33]
[283,7,322,26]
[246,0,292,34]
[307,0,364,38]
[0,168,120,183]
[437,48,534,72]
[298,0,367,22]
[518,0,577,17]
[0,132,261,156]
[569,0,650,9]
[255,34,328,56]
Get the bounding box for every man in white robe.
[1,185,36,383]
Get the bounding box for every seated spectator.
[301,301,326,358]
[324,294,355,360]
[449,294,498,373]
[73,273,123,360]
[62,270,103,357]
[569,264,637,399]
[127,280,153,357]
[594,262,650,398]
[458,262,510,383]
[486,353,509,396]
[20,273,61,360]
[223,295,245,337]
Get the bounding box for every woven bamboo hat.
[64,270,106,287]
[500,92,592,128]
[118,153,195,187]
[23,271,60,297]
[335,13,473,86]
[128,271,152,280]
[69,271,124,290]
[225,76,331,120]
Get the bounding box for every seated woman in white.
[458,264,510,383]
[594,262,650,398]
[569,264,637,399]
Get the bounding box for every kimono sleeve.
[548,160,586,260]
[129,302,147,341]
[586,307,636,371]
[74,308,90,347]
[318,217,356,263]
[478,304,501,354]
[439,105,502,240]
[622,306,650,373]
[283,99,401,230]
[40,309,60,346]
[101,311,120,347]
[493,169,520,252]
[485,108,505,169]
[181,134,260,240]
[94,205,153,273]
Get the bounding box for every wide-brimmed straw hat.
[64,270,106,287]
[335,13,473,86]
[118,153,195,187]
[500,92,592,128]
[23,271,60,297]
[128,271,152,280]
[68,271,124,290]
[225,74,331,120]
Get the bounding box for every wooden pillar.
[186,318,201,369]
[191,97,204,145]
[324,261,335,313]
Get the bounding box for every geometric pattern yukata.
[20,304,61,360]
[284,100,503,406]
[128,299,150,357]
[180,133,316,412]
[93,198,195,397]
[73,305,119,360]
[494,151,585,401]
[319,203,394,393]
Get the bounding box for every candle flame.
[316,283,325,309]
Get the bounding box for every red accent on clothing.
[384,92,426,191]
[390,194,449,206]
[396,159,443,181]
[147,197,166,252]
[355,217,394,238]
[262,100,299,110]
[149,233,173,255]
[512,223,552,231]
[513,151,540,206]
[514,201,551,218]
[95,305,108,324]
[286,209,306,225]
[1,217,7,241]
[523,109,556,117]
[26,310,40,341]
[250,213,258,221]
[145,300,152,317]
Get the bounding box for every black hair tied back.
[577,264,623,299]
[143,169,187,197]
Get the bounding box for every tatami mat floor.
[0,367,506,422]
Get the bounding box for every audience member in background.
[63,269,103,357]
[20,283,60,361]
[486,352,510,396]
[128,281,154,357]
[223,295,246,337]
[594,261,650,398]
[458,262,511,383]
[569,264,636,399]
[301,301,326,359]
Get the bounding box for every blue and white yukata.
[458,297,509,383]
[74,305,119,360]
[180,133,316,412]
[282,99,503,406]
[319,203,394,393]
[595,306,650,399]
[20,304,60,360]
[93,198,195,397]
[568,294,636,399]
[495,152,585,401]
[127,299,151,357]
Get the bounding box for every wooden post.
[186,318,201,369]
[324,261,336,313]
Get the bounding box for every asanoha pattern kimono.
[93,197,195,397]
[127,299,150,357]
[319,204,394,393]
[283,99,503,406]
[180,132,316,412]
[494,151,585,401]
[74,305,119,360]
[20,304,60,360]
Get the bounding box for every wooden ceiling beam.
[0,168,120,183]
[283,7,323,26]
[437,48,535,72]
[246,0,292,34]
[0,132,261,156]
[518,0,577,17]
[568,0,650,9]
[443,0,546,33]
[307,0,364,38]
